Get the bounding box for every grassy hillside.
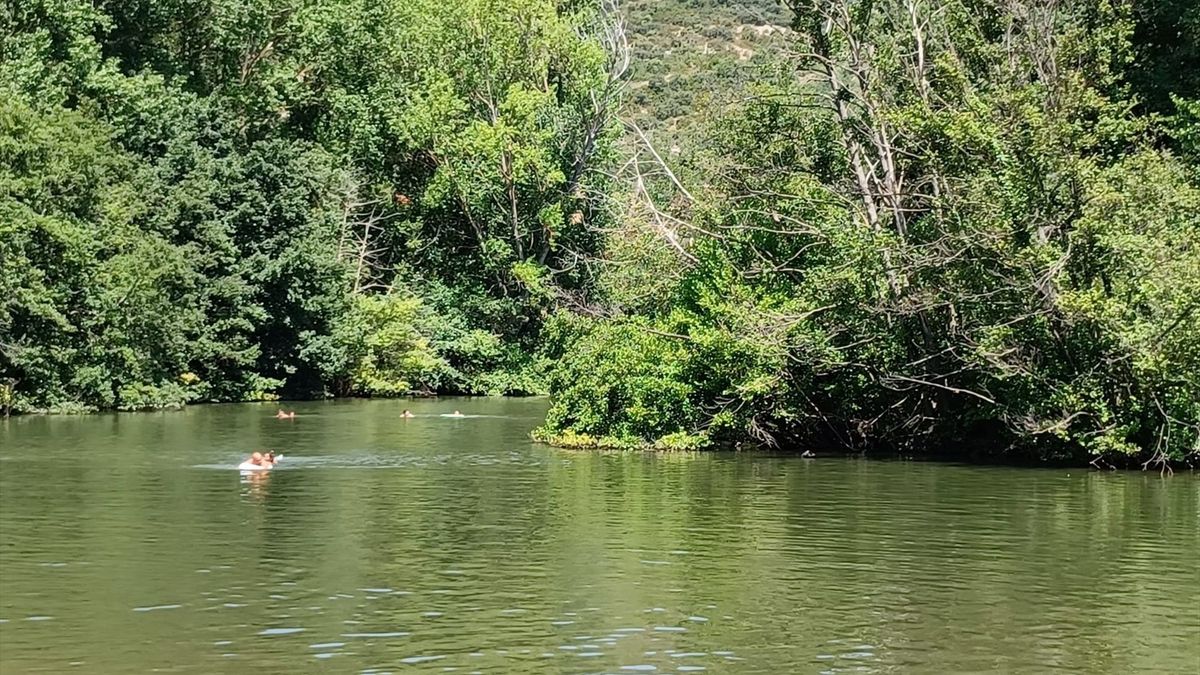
[621,0,793,150]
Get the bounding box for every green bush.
[330,294,445,397]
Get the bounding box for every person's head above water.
[251,451,264,464]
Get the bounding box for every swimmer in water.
[401,409,414,418]
[450,410,464,417]
[243,451,279,468]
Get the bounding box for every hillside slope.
[621,0,793,149]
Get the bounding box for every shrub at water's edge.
[531,426,711,452]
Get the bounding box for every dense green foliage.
[1,0,618,411]
[3,0,1197,465]
[537,0,1200,465]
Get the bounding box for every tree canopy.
[2,0,1197,465]
[1,0,621,410]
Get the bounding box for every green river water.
[0,398,1197,673]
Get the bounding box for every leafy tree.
[328,293,444,396]
[0,99,199,410]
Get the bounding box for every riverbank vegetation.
[2,0,623,410]
[2,0,1197,465]
[538,0,1200,466]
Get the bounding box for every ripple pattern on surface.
[2,398,1198,673]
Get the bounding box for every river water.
[0,398,1197,673]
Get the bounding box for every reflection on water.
[240,470,272,501]
[1,398,1198,673]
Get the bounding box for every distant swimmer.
[275,409,296,419]
[447,410,465,417]
[401,409,415,418]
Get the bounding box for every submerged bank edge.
[530,427,1200,471]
